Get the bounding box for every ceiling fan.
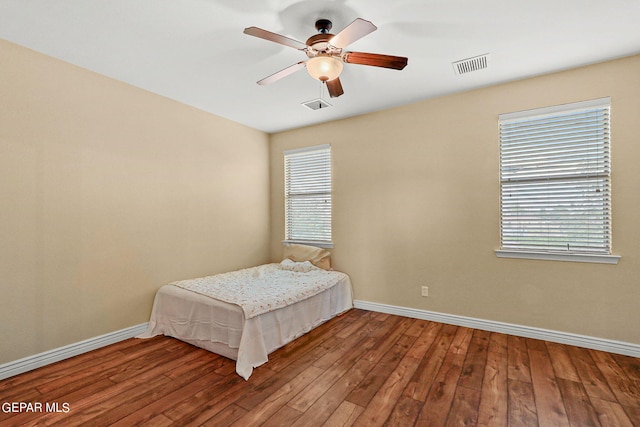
[243,18,408,98]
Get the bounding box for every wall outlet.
[421,286,429,297]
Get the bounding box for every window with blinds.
[284,144,332,247]
[498,98,613,259]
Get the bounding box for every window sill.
[283,240,334,249]
[495,250,620,265]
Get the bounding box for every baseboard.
[3,305,638,381]
[353,300,640,358]
[0,323,149,380]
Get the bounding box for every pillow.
[279,259,318,273]
[282,244,331,270]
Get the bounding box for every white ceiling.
[1,0,639,133]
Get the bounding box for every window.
[496,97,619,264]
[284,144,332,247]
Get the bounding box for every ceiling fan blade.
[243,27,308,50]
[257,61,306,85]
[343,52,408,70]
[326,77,344,98]
[329,18,377,49]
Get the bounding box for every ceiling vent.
[452,53,490,75]
[301,98,332,111]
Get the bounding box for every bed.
[137,244,353,380]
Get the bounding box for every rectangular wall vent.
[301,98,332,111]
[452,53,490,75]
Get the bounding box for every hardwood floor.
[1,309,639,426]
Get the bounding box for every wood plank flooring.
[1,309,639,426]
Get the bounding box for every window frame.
[283,144,333,248]
[495,97,620,264]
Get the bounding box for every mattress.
[138,263,353,379]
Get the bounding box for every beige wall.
[2,36,638,366]
[0,40,271,364]
[270,54,640,345]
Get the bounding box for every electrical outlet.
[421,286,429,297]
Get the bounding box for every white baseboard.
[0,323,149,380]
[3,304,638,381]
[353,300,640,358]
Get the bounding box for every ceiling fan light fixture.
[245,17,408,97]
[306,56,343,82]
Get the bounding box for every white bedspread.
[138,263,352,379]
[171,263,349,319]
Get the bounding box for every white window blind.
[284,144,332,246]
[499,98,612,256]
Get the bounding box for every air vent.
[301,98,332,111]
[452,53,490,75]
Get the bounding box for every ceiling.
[1,0,639,133]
